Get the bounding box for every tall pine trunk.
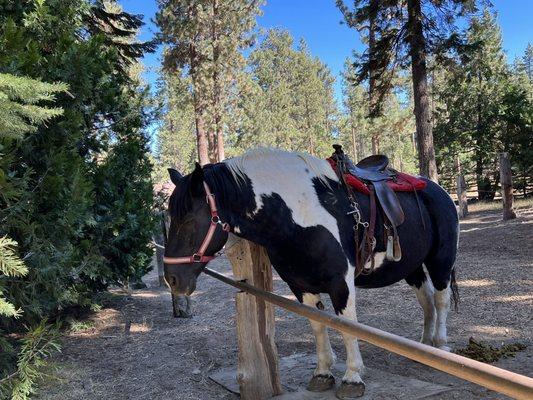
[207,130,217,163]
[407,0,438,181]
[193,92,209,166]
[369,0,379,155]
[211,0,225,162]
[190,49,209,166]
[351,122,358,162]
[216,122,225,161]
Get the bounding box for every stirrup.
[386,235,402,262]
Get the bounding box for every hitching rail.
[203,267,533,400]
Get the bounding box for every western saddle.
[330,145,405,275]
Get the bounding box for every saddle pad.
[326,158,427,195]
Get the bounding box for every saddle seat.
[326,154,427,229]
[350,155,394,182]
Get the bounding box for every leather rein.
[162,182,230,265]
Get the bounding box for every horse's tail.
[450,267,460,311]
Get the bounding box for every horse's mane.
[223,147,336,186]
[169,148,337,218]
[168,174,195,220]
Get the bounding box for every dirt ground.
[36,206,533,400]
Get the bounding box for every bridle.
[163,181,231,265]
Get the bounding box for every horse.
[163,148,459,399]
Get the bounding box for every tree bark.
[499,152,516,220]
[211,0,225,162]
[455,157,468,218]
[193,92,209,166]
[369,0,379,155]
[407,0,438,182]
[207,129,217,163]
[216,124,225,161]
[351,122,358,162]
[190,45,210,166]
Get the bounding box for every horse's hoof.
[335,381,365,399]
[437,345,451,352]
[307,374,335,392]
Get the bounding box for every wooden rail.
[204,267,533,400]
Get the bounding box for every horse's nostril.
[170,276,177,286]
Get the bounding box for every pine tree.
[0,72,65,400]
[156,0,263,164]
[340,58,370,161]
[0,0,155,322]
[337,0,478,181]
[230,29,337,157]
[153,71,197,182]
[0,74,67,140]
[433,9,521,198]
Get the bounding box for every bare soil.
[36,206,533,400]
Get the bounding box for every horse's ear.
[190,163,205,197]
[168,168,183,185]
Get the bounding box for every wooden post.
[499,152,516,220]
[155,211,167,286]
[225,236,282,399]
[455,157,468,218]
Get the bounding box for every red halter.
[163,182,230,265]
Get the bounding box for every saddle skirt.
[326,158,427,195]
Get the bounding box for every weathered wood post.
[155,211,167,286]
[225,236,283,399]
[499,152,516,221]
[455,156,468,218]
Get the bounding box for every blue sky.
[123,0,533,104]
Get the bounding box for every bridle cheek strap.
[163,181,230,265]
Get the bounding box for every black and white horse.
[163,149,459,399]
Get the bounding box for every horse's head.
[164,164,229,297]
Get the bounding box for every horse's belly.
[354,258,420,288]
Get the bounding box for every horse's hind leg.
[432,281,451,351]
[405,265,436,345]
[425,261,457,351]
[330,268,365,399]
[302,293,336,392]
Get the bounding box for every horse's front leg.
[330,268,365,399]
[302,293,336,392]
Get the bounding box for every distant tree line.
[155,0,532,200]
[0,1,156,397]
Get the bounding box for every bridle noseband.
[163,181,230,265]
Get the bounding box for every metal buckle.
[348,201,369,228]
[192,254,202,262]
[211,215,220,224]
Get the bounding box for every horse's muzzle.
[172,294,192,318]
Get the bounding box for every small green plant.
[68,320,95,333]
[0,236,28,318]
[0,321,61,400]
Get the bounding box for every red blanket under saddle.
[326,158,427,195]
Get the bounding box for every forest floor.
[35,205,533,400]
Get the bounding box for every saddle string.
[331,148,376,277]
